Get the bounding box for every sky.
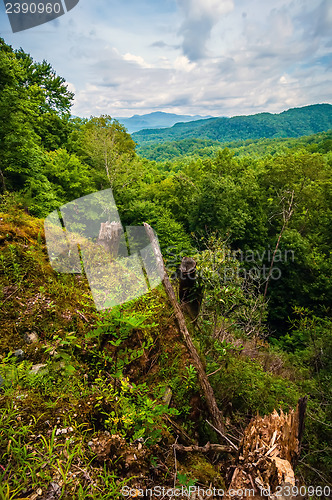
[0,0,331,118]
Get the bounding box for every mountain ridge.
[116,111,213,133]
[132,104,332,145]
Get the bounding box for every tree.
[15,49,73,115]
[15,48,74,151]
[81,115,136,189]
[0,38,75,192]
[0,38,43,191]
[259,151,332,328]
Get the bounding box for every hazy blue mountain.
[116,111,213,133]
[132,104,332,146]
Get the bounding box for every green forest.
[1,38,331,499]
[132,104,332,146]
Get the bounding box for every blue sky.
[0,0,331,117]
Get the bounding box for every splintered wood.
[225,398,307,499]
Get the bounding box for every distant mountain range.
[115,111,213,133]
[132,104,332,146]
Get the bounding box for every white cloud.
[179,0,234,18]
[174,55,196,72]
[123,53,152,68]
[1,0,331,118]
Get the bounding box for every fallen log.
[144,223,226,434]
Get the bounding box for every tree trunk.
[178,256,202,321]
[96,221,123,258]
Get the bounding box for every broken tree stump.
[224,397,307,499]
[96,221,123,258]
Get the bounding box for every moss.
[178,453,226,488]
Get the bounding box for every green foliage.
[137,137,222,161]
[151,209,193,256]
[82,307,177,443]
[0,196,331,489]
[0,38,73,195]
[195,235,267,338]
[91,375,178,444]
[17,147,95,217]
[14,48,73,115]
[284,309,332,484]
[212,354,301,416]
[85,308,156,379]
[43,149,94,201]
[272,307,332,375]
[79,115,136,189]
[137,130,332,162]
[176,472,197,488]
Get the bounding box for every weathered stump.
[178,256,202,321]
[96,221,123,258]
[224,397,307,499]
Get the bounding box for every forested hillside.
[1,38,331,499]
[136,130,332,162]
[132,104,332,146]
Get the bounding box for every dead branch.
[163,416,195,446]
[174,442,232,453]
[264,190,295,299]
[206,420,239,451]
